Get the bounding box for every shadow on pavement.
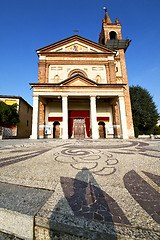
[49,168,130,239]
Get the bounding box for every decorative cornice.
[36,35,115,54]
[30,82,126,88]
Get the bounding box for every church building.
[30,9,134,139]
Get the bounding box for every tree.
[0,101,19,126]
[129,85,159,135]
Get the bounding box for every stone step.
[35,211,160,240]
[0,182,53,240]
[1,181,160,240]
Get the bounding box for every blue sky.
[0,0,160,113]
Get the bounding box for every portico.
[30,75,128,140]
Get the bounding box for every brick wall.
[39,101,45,137]
[119,49,134,138]
[38,62,46,83]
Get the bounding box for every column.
[90,96,99,139]
[30,95,40,139]
[62,95,68,139]
[118,96,128,139]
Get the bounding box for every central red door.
[73,118,85,139]
[68,111,90,138]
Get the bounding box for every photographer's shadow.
[49,168,130,239]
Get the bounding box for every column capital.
[46,63,50,68]
[62,95,68,98]
[118,95,126,102]
[32,94,39,98]
[104,62,109,67]
[38,61,46,66]
[90,95,97,98]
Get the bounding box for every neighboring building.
[0,95,32,138]
[30,9,134,139]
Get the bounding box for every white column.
[90,96,99,139]
[118,96,128,139]
[62,95,68,139]
[30,95,40,139]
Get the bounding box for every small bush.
[153,126,160,135]
[134,127,139,138]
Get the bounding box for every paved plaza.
[0,138,160,239]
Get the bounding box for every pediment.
[50,41,102,53]
[36,35,114,54]
[61,74,97,87]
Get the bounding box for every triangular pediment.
[61,74,97,87]
[36,35,114,54]
[51,41,100,53]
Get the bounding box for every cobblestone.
[0,139,160,239]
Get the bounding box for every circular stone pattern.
[61,149,91,156]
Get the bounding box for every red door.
[73,118,85,139]
[68,111,90,138]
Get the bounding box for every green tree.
[129,85,159,135]
[0,101,20,126]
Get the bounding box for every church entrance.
[68,110,90,138]
[53,121,60,138]
[73,118,85,139]
[98,121,106,138]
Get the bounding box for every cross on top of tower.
[103,6,112,24]
[74,30,79,35]
[103,7,107,12]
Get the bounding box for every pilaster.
[38,62,46,83]
[105,63,110,83]
[45,63,50,83]
[108,61,116,83]
[39,101,45,138]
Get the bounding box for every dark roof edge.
[30,82,127,87]
[30,83,126,86]
[60,74,97,85]
[36,35,115,53]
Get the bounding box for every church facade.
[30,9,134,139]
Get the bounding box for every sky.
[0,0,160,113]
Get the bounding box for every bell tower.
[99,7,134,138]
[99,7,131,52]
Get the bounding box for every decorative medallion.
[66,44,87,52]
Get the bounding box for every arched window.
[70,72,85,77]
[109,31,117,40]
[54,75,60,83]
[68,69,88,78]
[96,75,101,83]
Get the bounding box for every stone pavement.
[0,139,160,239]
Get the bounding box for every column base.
[120,135,129,139]
[62,136,68,140]
[29,135,39,140]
